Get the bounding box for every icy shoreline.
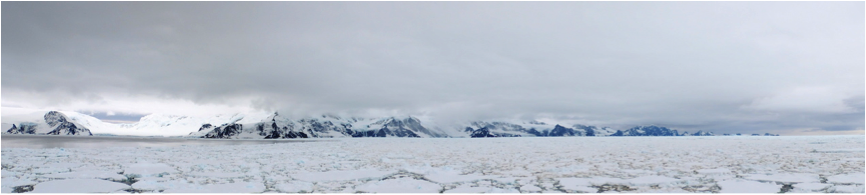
[2,136,863,193]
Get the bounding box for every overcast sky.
[2,2,863,135]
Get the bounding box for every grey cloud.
[81,112,146,123]
[2,2,863,134]
[844,95,866,113]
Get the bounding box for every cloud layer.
[3,2,863,134]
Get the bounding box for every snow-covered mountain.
[3,108,736,138]
[189,112,451,138]
[681,130,715,136]
[4,111,92,136]
[462,121,619,138]
[610,125,680,136]
[463,123,717,138]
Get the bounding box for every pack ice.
[1,136,862,193]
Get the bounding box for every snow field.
[1,135,863,193]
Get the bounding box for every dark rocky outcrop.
[203,123,243,138]
[6,124,37,134]
[548,125,579,136]
[469,127,498,138]
[682,130,714,136]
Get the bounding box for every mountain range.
[2,109,780,138]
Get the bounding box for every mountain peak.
[44,111,69,126]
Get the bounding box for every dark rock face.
[44,111,68,127]
[6,124,37,134]
[46,122,90,135]
[469,127,498,138]
[691,131,714,136]
[260,122,281,139]
[12,185,34,193]
[198,124,213,131]
[610,125,678,136]
[203,124,243,138]
[548,125,579,136]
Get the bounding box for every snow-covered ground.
[1,136,863,193]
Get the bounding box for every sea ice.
[40,170,126,181]
[625,175,680,186]
[274,181,314,193]
[123,163,177,178]
[827,172,865,184]
[131,178,189,191]
[445,186,497,193]
[291,169,391,182]
[717,179,782,193]
[30,179,129,193]
[695,168,732,175]
[559,183,597,193]
[353,177,441,193]
[518,184,543,192]
[829,185,866,193]
[0,177,37,193]
[743,173,821,183]
[160,182,266,193]
[1,135,862,193]
[425,171,492,183]
[1,170,20,178]
[792,182,832,192]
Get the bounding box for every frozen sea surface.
[1,135,863,193]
